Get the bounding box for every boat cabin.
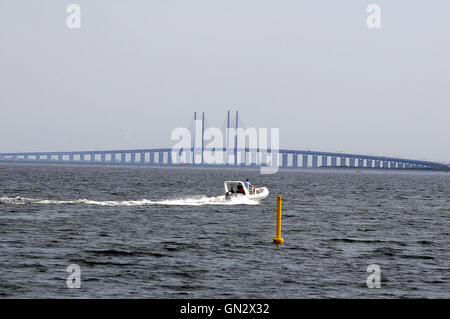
[224,181,249,195]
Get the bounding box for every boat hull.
[225,187,269,201]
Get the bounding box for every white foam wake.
[0,195,260,206]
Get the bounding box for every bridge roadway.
[0,148,446,170]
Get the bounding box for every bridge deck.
[0,148,446,170]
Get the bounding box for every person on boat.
[244,179,255,194]
[236,183,245,194]
[225,186,236,200]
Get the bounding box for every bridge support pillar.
[251,150,257,166]
[241,150,246,166]
[331,156,337,167]
[292,154,298,168]
[140,152,145,164]
[168,152,172,165]
[312,155,318,168]
[121,153,126,164]
[383,161,388,168]
[340,157,346,167]
[349,158,355,167]
[282,154,288,168]
[101,154,106,163]
[150,153,154,164]
[181,150,189,164]
[260,151,267,167]
[302,154,308,168]
[357,158,364,167]
[321,156,327,167]
[58,155,63,161]
[131,153,136,163]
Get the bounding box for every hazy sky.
[1,1,449,162]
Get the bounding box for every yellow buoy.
[273,194,284,245]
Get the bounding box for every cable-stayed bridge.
[0,111,447,171]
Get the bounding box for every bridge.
[0,111,447,170]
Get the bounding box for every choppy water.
[0,163,448,298]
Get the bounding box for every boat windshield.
[225,181,246,194]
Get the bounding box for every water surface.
[0,164,448,298]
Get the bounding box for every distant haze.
[1,1,449,163]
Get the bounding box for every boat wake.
[0,195,260,206]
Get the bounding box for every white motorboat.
[224,181,269,202]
